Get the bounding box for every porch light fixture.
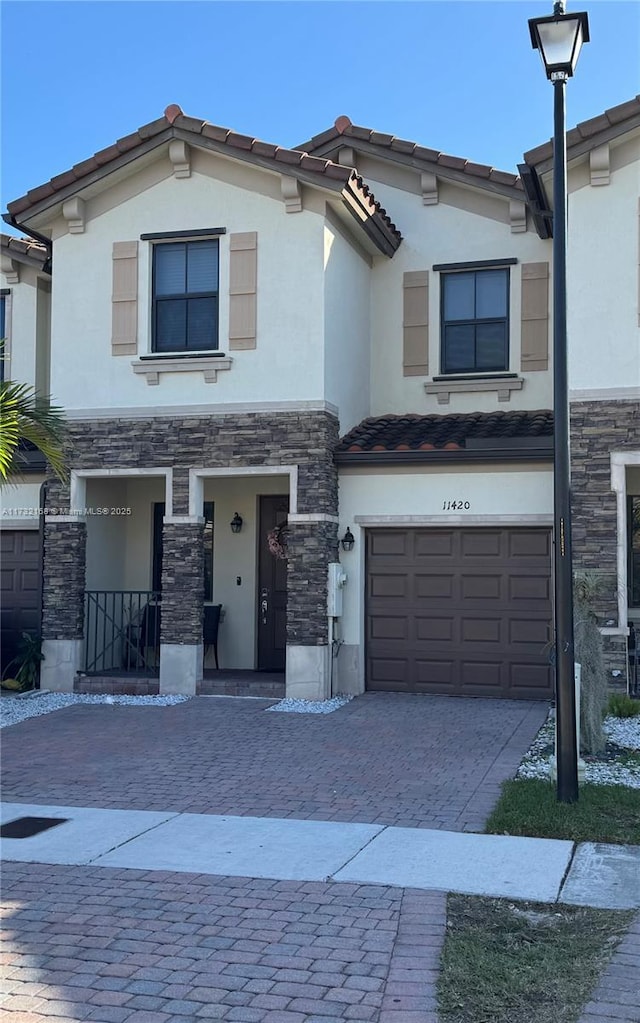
[230,512,243,534]
[341,527,355,552]
[528,1,589,805]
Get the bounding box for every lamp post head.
[528,5,590,80]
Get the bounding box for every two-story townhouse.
[298,117,557,700]
[4,105,401,698]
[0,234,51,672]
[4,98,637,700]
[520,96,640,679]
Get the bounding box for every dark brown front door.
[257,495,288,671]
[366,527,552,700]
[0,530,41,675]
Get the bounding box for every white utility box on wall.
[327,562,348,617]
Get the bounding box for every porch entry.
[257,495,288,671]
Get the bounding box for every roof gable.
[5,106,402,257]
[296,116,524,200]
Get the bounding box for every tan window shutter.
[111,241,138,356]
[403,271,429,376]
[229,232,257,350]
[521,262,549,372]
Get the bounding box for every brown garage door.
[1,530,41,675]
[366,527,552,700]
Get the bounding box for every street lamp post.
[528,1,589,803]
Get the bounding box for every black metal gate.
[84,591,160,674]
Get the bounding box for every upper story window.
[152,239,219,353]
[440,267,510,375]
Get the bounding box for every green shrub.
[607,693,640,718]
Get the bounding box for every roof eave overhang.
[299,136,525,202]
[517,163,553,240]
[335,447,553,466]
[523,110,640,177]
[0,236,51,273]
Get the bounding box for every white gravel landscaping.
[0,691,190,729]
[267,695,353,714]
[517,710,640,788]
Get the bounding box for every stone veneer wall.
[571,398,640,673]
[44,410,339,649]
[41,521,86,640]
[161,523,204,645]
[287,522,340,646]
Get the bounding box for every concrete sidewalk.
[3,801,639,910]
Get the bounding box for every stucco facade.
[3,96,638,697]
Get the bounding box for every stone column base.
[40,639,84,692]
[286,645,330,701]
[159,643,203,695]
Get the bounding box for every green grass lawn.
[438,894,633,1023]
[485,778,640,845]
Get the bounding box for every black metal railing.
[84,591,160,675]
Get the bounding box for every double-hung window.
[152,239,219,353]
[441,267,510,374]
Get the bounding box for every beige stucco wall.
[568,139,640,394]
[323,222,372,433]
[335,463,553,692]
[364,177,554,416]
[49,152,330,413]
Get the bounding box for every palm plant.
[0,378,67,483]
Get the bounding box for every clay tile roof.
[336,410,553,455]
[296,119,522,190]
[523,95,640,167]
[1,232,50,269]
[5,105,402,254]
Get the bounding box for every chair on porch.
[204,604,222,669]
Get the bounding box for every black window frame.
[151,239,220,354]
[152,502,215,601]
[0,290,7,383]
[628,495,640,608]
[439,266,511,375]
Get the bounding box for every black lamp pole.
[551,64,578,803]
[528,0,589,802]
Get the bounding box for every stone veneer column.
[285,520,339,700]
[159,521,204,695]
[571,398,640,675]
[41,520,87,692]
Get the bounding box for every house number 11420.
[442,500,471,510]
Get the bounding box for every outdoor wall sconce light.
[341,527,355,552]
[230,512,243,534]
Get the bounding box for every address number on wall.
[442,500,471,511]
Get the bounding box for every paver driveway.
[1,692,547,832]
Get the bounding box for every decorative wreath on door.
[267,522,289,560]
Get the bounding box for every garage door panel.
[508,530,550,558]
[508,663,553,697]
[509,575,550,601]
[414,659,456,689]
[415,616,454,642]
[461,617,502,643]
[414,532,454,558]
[460,574,502,600]
[415,574,454,599]
[369,615,409,640]
[369,531,409,557]
[509,617,550,646]
[370,573,409,598]
[461,531,502,557]
[366,527,552,699]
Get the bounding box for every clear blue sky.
[2,0,639,221]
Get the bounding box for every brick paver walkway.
[0,693,547,832]
[578,911,640,1023]
[1,861,447,1023]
